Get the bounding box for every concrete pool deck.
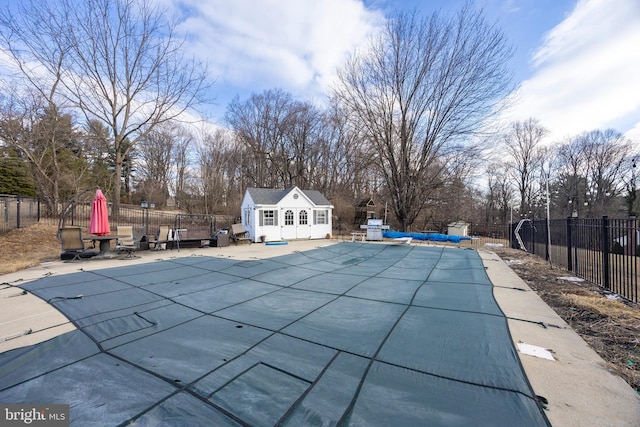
[1,239,638,426]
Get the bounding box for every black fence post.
[602,216,610,291]
[544,219,550,261]
[566,216,573,271]
[16,194,21,229]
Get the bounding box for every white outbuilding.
[447,221,470,237]
[240,187,334,243]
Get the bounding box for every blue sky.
[1,0,637,144]
[155,0,639,144]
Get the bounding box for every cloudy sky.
[1,0,636,143]
[156,0,639,144]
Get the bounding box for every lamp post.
[141,200,155,238]
[545,173,551,261]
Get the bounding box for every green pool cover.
[0,243,549,426]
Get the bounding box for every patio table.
[83,235,125,259]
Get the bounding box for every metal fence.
[174,214,235,236]
[513,216,639,303]
[53,203,236,239]
[0,195,41,234]
[5,193,636,302]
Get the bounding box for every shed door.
[280,208,311,240]
[297,209,311,239]
[281,209,296,240]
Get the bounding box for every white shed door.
[281,209,311,240]
[297,209,311,239]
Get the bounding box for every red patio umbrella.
[89,189,111,236]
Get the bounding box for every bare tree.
[623,155,638,217]
[332,6,513,230]
[553,134,589,217]
[135,124,176,207]
[502,118,547,215]
[485,163,514,223]
[196,129,237,214]
[226,89,336,191]
[581,129,631,216]
[0,0,210,213]
[312,103,368,199]
[280,101,324,189]
[553,129,633,217]
[226,89,293,188]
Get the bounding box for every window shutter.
[313,210,317,225]
[259,210,263,226]
[274,213,278,226]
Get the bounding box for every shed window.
[285,210,294,225]
[299,210,308,225]
[314,209,328,225]
[259,210,278,226]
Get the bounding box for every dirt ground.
[0,224,638,394]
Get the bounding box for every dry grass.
[561,293,640,321]
[0,223,61,275]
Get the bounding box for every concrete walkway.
[0,240,638,426]
[479,247,640,427]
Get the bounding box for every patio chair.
[230,223,251,245]
[116,225,139,258]
[59,227,97,261]
[152,225,170,250]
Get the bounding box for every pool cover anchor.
[508,316,566,330]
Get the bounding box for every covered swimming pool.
[0,243,549,426]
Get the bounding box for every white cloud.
[625,121,640,143]
[166,0,384,102]
[502,0,640,143]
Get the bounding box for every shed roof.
[246,187,332,206]
[447,221,469,227]
[357,198,375,207]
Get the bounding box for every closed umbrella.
[89,189,111,236]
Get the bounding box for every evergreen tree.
[0,147,36,196]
